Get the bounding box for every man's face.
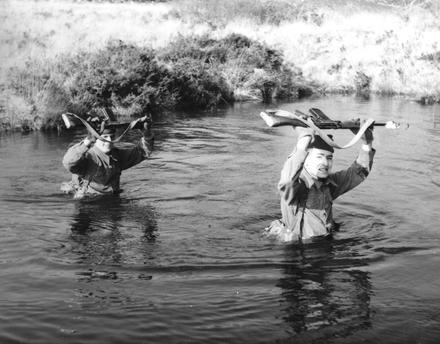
[304,148,333,179]
[95,134,114,154]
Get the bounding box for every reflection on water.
[279,241,371,340]
[66,197,159,334]
[68,197,158,266]
[0,96,440,343]
[69,197,157,238]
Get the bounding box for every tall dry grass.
[2,0,440,129]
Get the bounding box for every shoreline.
[0,92,423,135]
[1,0,440,130]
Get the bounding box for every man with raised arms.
[62,122,154,199]
[266,126,375,241]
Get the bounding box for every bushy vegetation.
[61,41,177,116]
[160,34,303,102]
[3,0,440,131]
[4,34,302,129]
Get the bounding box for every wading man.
[266,126,375,242]
[62,121,154,199]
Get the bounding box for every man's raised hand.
[350,119,374,144]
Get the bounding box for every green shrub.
[5,34,302,128]
[168,57,234,109]
[161,33,299,103]
[6,59,72,128]
[65,40,177,117]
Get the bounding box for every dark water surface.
[1,96,439,343]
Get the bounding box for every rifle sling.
[293,114,375,150]
[63,112,143,143]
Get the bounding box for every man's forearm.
[278,135,311,189]
[356,143,375,171]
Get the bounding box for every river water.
[0,96,439,343]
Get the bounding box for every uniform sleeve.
[62,141,90,175]
[278,148,308,205]
[119,134,154,170]
[330,147,376,199]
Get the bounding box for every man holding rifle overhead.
[61,114,154,199]
[266,116,375,242]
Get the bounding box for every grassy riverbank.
[1,0,440,130]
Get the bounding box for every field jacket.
[62,137,153,197]
[274,146,375,241]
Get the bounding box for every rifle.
[260,108,407,149]
[61,108,151,143]
[260,108,404,130]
